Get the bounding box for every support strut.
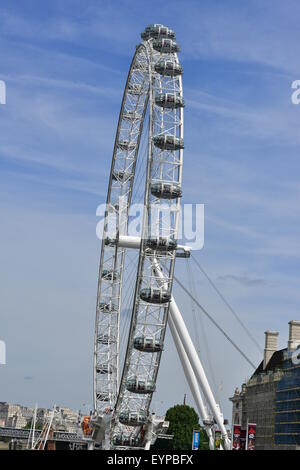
[152,258,231,449]
[168,314,215,450]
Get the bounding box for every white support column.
[169,299,230,448]
[168,313,215,450]
[152,258,231,449]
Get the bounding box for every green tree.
[24,419,43,430]
[152,404,209,450]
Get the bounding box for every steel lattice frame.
[94,29,184,445]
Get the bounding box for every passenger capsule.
[146,237,177,252]
[140,287,171,304]
[126,376,156,394]
[98,302,117,313]
[112,169,132,182]
[155,93,184,109]
[104,237,114,246]
[96,364,113,375]
[141,24,175,41]
[153,134,184,151]
[113,433,143,447]
[150,181,182,199]
[153,38,180,54]
[123,110,141,121]
[154,60,183,76]
[128,83,143,95]
[117,140,136,151]
[119,410,147,426]
[96,392,110,402]
[97,334,116,345]
[133,336,162,353]
[101,269,119,281]
[133,61,146,71]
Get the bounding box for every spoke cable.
[191,254,263,354]
[185,259,218,398]
[173,274,257,369]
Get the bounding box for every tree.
[24,419,43,430]
[152,404,209,450]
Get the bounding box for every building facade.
[0,402,79,433]
[0,402,34,428]
[230,320,300,450]
[275,348,300,446]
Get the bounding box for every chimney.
[263,330,278,370]
[288,320,300,350]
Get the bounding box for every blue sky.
[0,0,300,422]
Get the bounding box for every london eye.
[93,24,231,450]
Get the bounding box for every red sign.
[232,424,241,450]
[247,423,256,450]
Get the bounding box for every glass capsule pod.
[119,410,147,426]
[140,287,171,304]
[98,302,116,313]
[96,392,110,402]
[97,334,116,345]
[126,376,156,394]
[155,93,185,109]
[117,140,136,151]
[132,61,146,71]
[96,364,113,375]
[113,433,143,447]
[153,134,184,151]
[154,60,183,76]
[123,110,141,121]
[128,83,143,95]
[153,38,180,54]
[133,335,162,353]
[146,237,177,252]
[150,181,182,199]
[141,24,176,41]
[101,269,119,281]
[104,237,115,247]
[112,169,132,181]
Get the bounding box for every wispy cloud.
[218,274,267,287]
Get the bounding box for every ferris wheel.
[93,24,231,450]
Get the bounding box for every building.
[36,407,51,426]
[54,406,79,433]
[230,320,300,450]
[0,402,34,428]
[0,402,79,433]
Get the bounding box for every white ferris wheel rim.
[93,29,184,446]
